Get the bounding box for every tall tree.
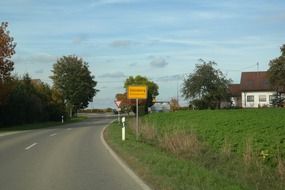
[268,44,285,91]
[51,55,98,117]
[268,44,285,106]
[124,75,159,114]
[0,22,16,82]
[182,60,231,109]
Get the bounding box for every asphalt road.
[0,114,144,190]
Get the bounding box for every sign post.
[114,100,122,123]
[127,85,147,141]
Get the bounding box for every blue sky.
[1,0,285,108]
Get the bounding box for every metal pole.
[118,110,120,124]
[136,98,139,141]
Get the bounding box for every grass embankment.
[105,109,285,190]
[0,116,87,132]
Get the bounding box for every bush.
[0,75,66,127]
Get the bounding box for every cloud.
[13,53,56,64]
[34,69,44,74]
[99,71,126,78]
[72,34,88,45]
[110,40,137,48]
[91,0,138,6]
[129,62,138,67]
[150,58,169,68]
[156,74,185,82]
[146,55,155,60]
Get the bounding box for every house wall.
[231,97,242,107]
[241,91,275,108]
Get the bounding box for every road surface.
[0,114,144,190]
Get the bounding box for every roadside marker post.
[122,117,126,141]
[61,115,64,124]
[127,85,148,141]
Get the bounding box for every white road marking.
[67,128,72,131]
[50,133,57,137]
[25,143,38,150]
[0,131,24,137]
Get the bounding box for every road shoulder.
[101,124,152,190]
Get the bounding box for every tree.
[181,60,231,109]
[268,44,285,91]
[51,55,98,117]
[124,75,159,114]
[170,98,180,112]
[268,44,285,107]
[0,22,16,82]
[0,74,66,126]
[115,93,132,114]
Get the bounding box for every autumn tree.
[115,93,132,114]
[0,22,16,82]
[51,55,98,117]
[182,60,231,109]
[170,98,180,112]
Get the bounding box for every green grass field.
[143,109,285,161]
[105,108,285,190]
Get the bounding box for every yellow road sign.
[127,86,148,99]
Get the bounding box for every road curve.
[0,114,145,190]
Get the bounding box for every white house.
[240,72,276,108]
[229,71,284,108]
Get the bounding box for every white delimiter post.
[136,98,139,141]
[122,117,126,141]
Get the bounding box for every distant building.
[229,71,285,108]
[228,84,242,107]
[150,101,170,112]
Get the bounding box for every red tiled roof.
[240,71,274,91]
[228,84,241,97]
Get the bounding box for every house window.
[247,95,254,102]
[269,95,275,103]
[259,95,266,102]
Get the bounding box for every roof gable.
[228,84,241,97]
[240,71,273,91]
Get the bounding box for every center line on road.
[25,143,38,150]
[50,133,57,137]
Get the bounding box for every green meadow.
[105,109,285,190]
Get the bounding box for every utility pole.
[176,79,179,104]
[257,62,259,71]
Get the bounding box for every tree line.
[0,22,98,127]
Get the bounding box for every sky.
[1,0,285,108]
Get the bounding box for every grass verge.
[104,121,247,190]
[105,109,285,190]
